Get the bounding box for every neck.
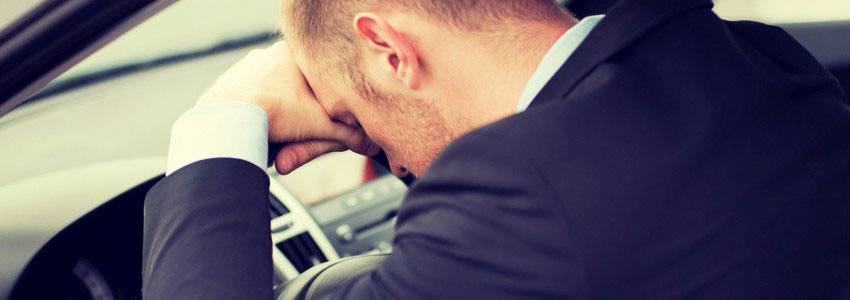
[446,21,576,132]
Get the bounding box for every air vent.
[269,194,289,218]
[276,233,328,272]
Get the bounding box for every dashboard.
[268,171,405,283]
[6,171,406,299]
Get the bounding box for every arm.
[142,43,376,299]
[143,98,274,299]
[143,158,273,300]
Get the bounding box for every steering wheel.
[275,254,387,300]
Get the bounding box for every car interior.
[0,0,848,299]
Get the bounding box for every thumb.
[274,140,347,175]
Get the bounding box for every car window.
[714,0,850,24]
[57,0,280,81]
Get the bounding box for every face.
[285,39,455,177]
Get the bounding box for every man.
[143,0,850,299]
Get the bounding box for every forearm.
[142,158,274,300]
[143,102,274,299]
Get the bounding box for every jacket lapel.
[529,0,713,108]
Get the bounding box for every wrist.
[167,101,270,175]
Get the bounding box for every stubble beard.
[358,80,456,177]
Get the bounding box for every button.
[361,190,376,202]
[335,224,354,243]
[376,241,392,253]
[343,197,358,208]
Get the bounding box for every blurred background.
[714,0,850,23]
[1,0,848,206]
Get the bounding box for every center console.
[308,175,405,257]
[266,173,406,284]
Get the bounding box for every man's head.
[281,0,576,176]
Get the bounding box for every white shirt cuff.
[166,101,269,175]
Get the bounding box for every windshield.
[3,0,281,114]
[59,0,279,80]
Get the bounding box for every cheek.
[350,105,407,156]
[352,107,391,146]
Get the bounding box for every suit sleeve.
[317,131,583,299]
[143,158,273,300]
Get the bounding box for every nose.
[391,163,409,178]
[370,150,410,178]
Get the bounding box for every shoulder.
[402,125,568,225]
[412,127,552,198]
[377,123,585,300]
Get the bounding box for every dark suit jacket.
[143,0,850,298]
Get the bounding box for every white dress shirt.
[516,15,604,112]
[166,15,605,175]
[166,101,268,175]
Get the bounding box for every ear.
[353,13,421,89]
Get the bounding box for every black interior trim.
[0,0,64,46]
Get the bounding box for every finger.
[272,117,381,157]
[323,122,382,156]
[274,140,347,175]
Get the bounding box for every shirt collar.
[515,15,605,113]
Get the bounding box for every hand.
[198,42,379,174]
